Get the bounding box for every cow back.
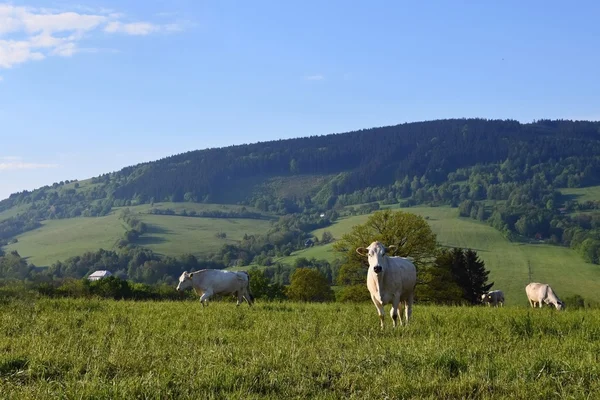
[192,269,246,294]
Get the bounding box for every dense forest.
[2,118,600,277]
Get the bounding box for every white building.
[88,270,113,281]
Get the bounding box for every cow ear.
[386,245,397,254]
[356,247,368,257]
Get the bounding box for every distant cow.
[176,269,254,306]
[481,290,505,307]
[525,282,564,310]
[356,241,417,328]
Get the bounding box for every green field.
[560,185,600,203]
[1,297,599,399]
[134,214,271,258]
[4,215,127,266]
[283,207,600,305]
[5,203,272,267]
[0,204,29,222]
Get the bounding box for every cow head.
[176,271,195,291]
[481,293,488,303]
[356,241,397,275]
[555,301,565,311]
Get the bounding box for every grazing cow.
[176,269,254,307]
[525,282,564,310]
[356,241,417,328]
[481,290,505,307]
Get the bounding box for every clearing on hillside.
[5,203,272,266]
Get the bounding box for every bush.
[337,284,370,302]
[286,268,334,302]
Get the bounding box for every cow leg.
[372,297,385,329]
[242,288,254,306]
[404,293,414,324]
[390,297,401,328]
[199,291,212,306]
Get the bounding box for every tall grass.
[1,298,599,398]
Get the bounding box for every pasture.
[560,185,600,203]
[0,298,599,399]
[284,207,600,305]
[5,203,272,267]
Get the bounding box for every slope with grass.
[559,185,600,203]
[283,207,600,305]
[1,297,599,399]
[5,203,273,267]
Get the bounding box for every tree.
[248,268,287,301]
[333,210,438,295]
[416,258,463,304]
[286,268,334,302]
[434,248,493,304]
[320,230,334,244]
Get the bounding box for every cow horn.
[356,247,368,256]
[386,245,397,254]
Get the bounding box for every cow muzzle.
[373,265,382,274]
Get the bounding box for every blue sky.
[1,0,599,200]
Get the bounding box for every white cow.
[356,241,417,328]
[525,282,564,310]
[176,269,254,306]
[481,290,505,307]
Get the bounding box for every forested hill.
[87,119,600,203]
[2,118,600,217]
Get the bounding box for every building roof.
[89,270,113,278]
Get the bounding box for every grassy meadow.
[284,207,600,306]
[5,203,272,267]
[559,185,600,203]
[1,297,599,399]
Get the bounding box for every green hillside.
[560,185,600,203]
[5,203,272,267]
[2,119,600,294]
[282,206,600,305]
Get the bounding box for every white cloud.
[305,74,325,81]
[104,21,158,35]
[0,161,58,171]
[0,4,182,72]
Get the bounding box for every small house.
[305,239,314,248]
[88,270,113,281]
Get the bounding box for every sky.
[1,0,599,200]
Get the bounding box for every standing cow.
[176,269,254,306]
[356,241,417,328]
[525,282,564,310]
[481,290,505,307]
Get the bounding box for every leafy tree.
[321,230,334,244]
[0,250,32,279]
[248,268,287,301]
[333,210,438,288]
[286,268,334,302]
